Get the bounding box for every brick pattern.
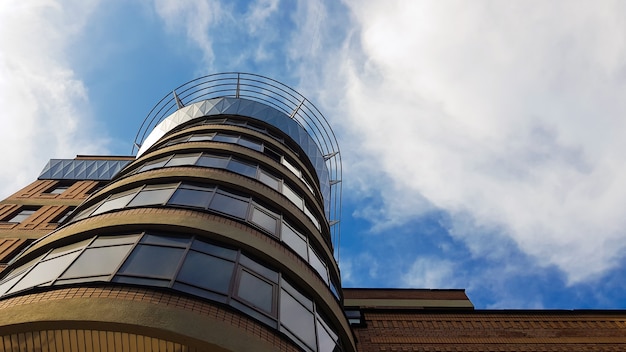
[0,205,73,234]
[0,238,29,263]
[0,286,300,352]
[3,180,99,201]
[352,311,626,351]
[1,329,197,352]
[344,288,470,301]
[0,179,98,237]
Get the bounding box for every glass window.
[238,137,263,152]
[304,205,321,230]
[309,248,329,284]
[6,208,39,223]
[127,188,174,207]
[9,251,80,294]
[46,238,91,260]
[282,158,302,178]
[177,251,234,294]
[227,159,257,178]
[168,186,214,209]
[281,222,308,259]
[282,184,304,209]
[330,281,340,300]
[5,254,44,280]
[45,182,72,195]
[197,155,229,169]
[282,280,314,310]
[140,234,190,247]
[164,135,189,146]
[118,245,185,279]
[302,178,315,195]
[240,255,279,282]
[54,206,76,224]
[139,157,170,172]
[188,133,215,142]
[61,245,133,279]
[191,240,237,260]
[209,192,249,219]
[165,154,200,167]
[317,316,339,352]
[92,192,137,215]
[237,270,274,314]
[71,202,101,221]
[250,207,278,235]
[0,272,26,296]
[213,134,239,144]
[258,170,280,190]
[280,290,316,350]
[91,234,140,247]
[263,146,281,162]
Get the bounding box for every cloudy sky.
[3,0,626,309]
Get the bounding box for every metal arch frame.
[132,73,343,257]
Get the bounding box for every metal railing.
[132,73,343,258]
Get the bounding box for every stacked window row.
[160,131,316,196]
[172,116,295,154]
[135,151,321,230]
[0,233,342,352]
[69,182,338,296]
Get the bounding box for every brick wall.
[352,310,626,351]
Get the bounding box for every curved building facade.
[0,74,352,351]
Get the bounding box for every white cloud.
[141,0,626,288]
[153,0,227,70]
[0,0,108,198]
[402,257,458,289]
[337,0,626,283]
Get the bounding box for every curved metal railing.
[132,73,343,258]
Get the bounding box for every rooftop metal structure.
[132,73,343,255]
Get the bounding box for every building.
[0,73,625,351]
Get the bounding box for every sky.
[2,0,626,309]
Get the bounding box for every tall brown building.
[0,73,624,351]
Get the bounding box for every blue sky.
[3,0,626,309]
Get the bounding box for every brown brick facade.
[352,310,626,351]
[0,286,301,352]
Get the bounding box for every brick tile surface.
[352,311,626,351]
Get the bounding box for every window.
[44,181,72,195]
[177,251,235,294]
[281,222,308,259]
[53,206,76,224]
[86,182,105,195]
[345,309,364,326]
[237,269,275,314]
[227,159,257,178]
[250,206,279,235]
[117,244,185,279]
[92,191,138,216]
[168,184,214,209]
[60,245,133,279]
[127,185,177,207]
[6,207,39,223]
[165,153,200,167]
[280,287,316,349]
[139,156,170,172]
[188,133,215,142]
[0,232,342,352]
[209,192,249,219]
